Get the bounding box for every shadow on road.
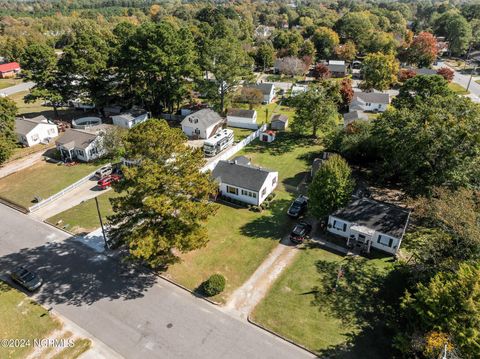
[0,237,157,307]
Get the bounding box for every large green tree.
[0,97,17,165]
[373,95,480,194]
[107,120,217,268]
[115,21,199,114]
[312,27,339,59]
[399,262,480,358]
[361,52,399,90]
[308,154,354,219]
[291,85,338,137]
[21,43,63,117]
[392,75,453,109]
[435,11,472,55]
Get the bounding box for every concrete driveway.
[0,204,313,359]
[1,81,35,96]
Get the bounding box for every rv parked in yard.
[203,129,234,157]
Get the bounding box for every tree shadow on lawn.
[239,198,295,240]
[310,254,409,358]
[244,132,317,157]
[0,237,157,307]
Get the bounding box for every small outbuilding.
[227,108,258,129]
[0,62,21,78]
[259,130,276,143]
[270,114,288,131]
[112,108,149,129]
[343,110,369,127]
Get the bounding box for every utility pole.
[95,196,108,249]
[467,64,477,91]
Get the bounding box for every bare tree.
[277,57,307,77]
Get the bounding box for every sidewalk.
[1,81,34,96]
[0,150,46,179]
[30,178,110,220]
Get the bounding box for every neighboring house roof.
[56,128,98,150]
[227,108,256,119]
[114,108,147,122]
[271,114,288,123]
[181,109,223,129]
[353,92,390,105]
[415,67,437,75]
[332,197,410,239]
[327,64,347,73]
[15,116,52,136]
[343,110,368,122]
[311,152,334,176]
[231,156,251,166]
[251,83,274,96]
[0,62,20,73]
[212,160,275,192]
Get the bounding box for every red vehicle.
[97,174,121,190]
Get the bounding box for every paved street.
[436,62,480,99]
[0,205,313,359]
[1,81,35,96]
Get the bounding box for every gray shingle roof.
[327,64,347,73]
[343,110,368,121]
[181,109,223,129]
[271,114,288,123]
[211,160,275,192]
[353,92,390,105]
[332,197,410,238]
[15,119,38,136]
[56,128,98,150]
[227,108,256,118]
[251,83,274,95]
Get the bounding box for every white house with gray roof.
[227,108,258,129]
[327,197,410,255]
[55,125,112,162]
[350,92,390,113]
[15,115,58,147]
[111,108,149,129]
[211,157,278,206]
[249,83,275,104]
[181,109,224,139]
[343,110,369,127]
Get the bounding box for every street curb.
[247,316,318,357]
[42,220,77,237]
[157,274,222,306]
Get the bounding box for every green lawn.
[252,246,395,357]
[265,74,305,82]
[47,191,119,234]
[0,282,61,359]
[228,127,254,141]
[0,78,22,90]
[0,160,105,208]
[166,134,323,302]
[230,101,295,125]
[448,82,470,95]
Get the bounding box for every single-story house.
[212,157,278,206]
[181,109,224,139]
[327,60,348,78]
[259,130,276,143]
[249,83,275,104]
[0,62,20,78]
[15,115,59,147]
[112,108,149,129]
[227,109,258,129]
[291,84,308,96]
[343,110,369,127]
[55,125,111,162]
[350,92,390,113]
[311,152,334,178]
[270,114,288,131]
[327,197,411,255]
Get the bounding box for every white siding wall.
[350,101,388,112]
[219,183,259,205]
[227,115,258,129]
[22,124,58,147]
[218,171,278,206]
[258,172,278,204]
[182,122,220,139]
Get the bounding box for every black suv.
[289,221,312,244]
[287,195,308,218]
[10,266,43,291]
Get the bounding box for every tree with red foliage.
[407,32,438,67]
[313,63,331,80]
[398,68,417,82]
[436,67,454,82]
[339,78,353,110]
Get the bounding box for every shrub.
[202,274,226,297]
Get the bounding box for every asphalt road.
[1,81,35,96]
[0,205,313,359]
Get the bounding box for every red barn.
[0,62,20,78]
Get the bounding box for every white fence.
[201,124,267,173]
[28,164,109,212]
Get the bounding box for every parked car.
[287,195,308,218]
[289,221,312,244]
[95,165,112,179]
[97,174,121,190]
[9,266,43,291]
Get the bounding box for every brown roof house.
[270,114,288,131]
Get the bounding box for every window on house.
[272,176,277,186]
[48,128,56,135]
[31,134,39,141]
[366,102,371,106]
[261,188,266,197]
[227,186,238,195]
[377,235,393,247]
[76,149,84,157]
[333,220,346,231]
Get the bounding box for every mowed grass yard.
[47,190,119,234]
[166,134,323,302]
[252,246,396,357]
[0,77,22,90]
[0,282,61,359]
[0,160,103,208]
[448,82,470,95]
